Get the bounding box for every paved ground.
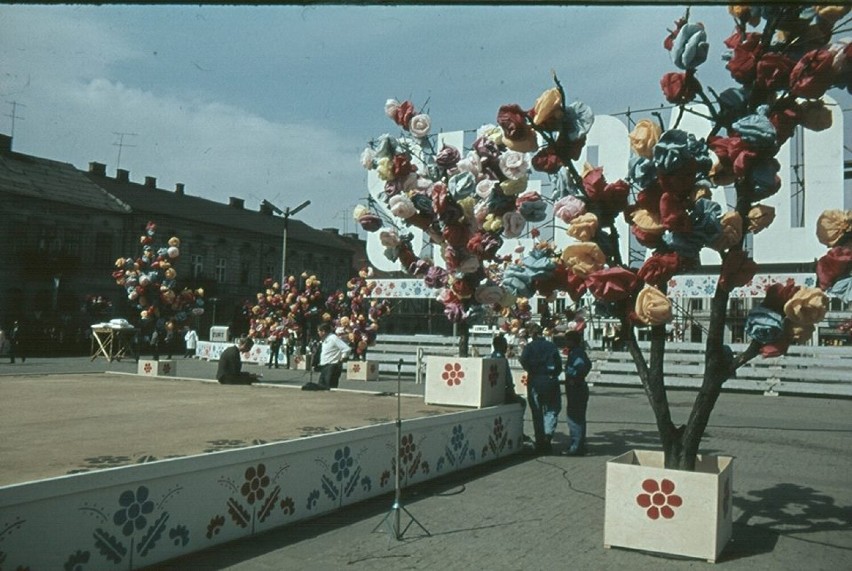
[2,356,851,570]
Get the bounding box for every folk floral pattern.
[636,478,683,520]
[442,362,464,387]
[438,424,475,472]
[206,462,294,537]
[483,416,514,458]
[315,446,371,508]
[77,484,186,567]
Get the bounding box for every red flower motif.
[352,363,361,373]
[442,362,465,386]
[144,362,152,374]
[636,478,683,520]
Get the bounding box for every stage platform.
[0,373,460,487]
[0,370,524,570]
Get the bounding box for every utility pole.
[112,132,138,170]
[4,101,25,138]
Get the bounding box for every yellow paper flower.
[500,176,528,196]
[788,322,815,344]
[483,213,503,232]
[532,87,564,129]
[816,5,850,23]
[816,209,852,246]
[634,285,673,326]
[560,242,605,277]
[628,119,662,159]
[376,157,394,181]
[631,208,665,235]
[711,211,744,251]
[457,196,476,225]
[748,204,775,234]
[567,212,599,242]
[799,101,833,132]
[353,204,369,220]
[783,287,829,326]
[503,130,539,153]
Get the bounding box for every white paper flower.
[502,211,526,238]
[500,150,529,180]
[409,113,432,138]
[456,151,483,177]
[360,147,376,169]
[476,179,496,200]
[389,195,416,219]
[384,99,400,120]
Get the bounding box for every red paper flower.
[660,71,701,104]
[531,145,564,174]
[585,267,640,302]
[638,251,682,287]
[719,249,758,291]
[763,281,801,314]
[755,52,795,91]
[726,32,763,84]
[790,49,835,99]
[393,100,415,129]
[816,246,852,289]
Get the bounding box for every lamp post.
[262,199,311,282]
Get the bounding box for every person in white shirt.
[302,323,350,391]
[184,327,199,358]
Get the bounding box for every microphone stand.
[373,358,430,540]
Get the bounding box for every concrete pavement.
[2,357,851,570]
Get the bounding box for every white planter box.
[424,356,505,408]
[604,450,734,563]
[291,354,310,370]
[347,360,379,381]
[137,359,177,377]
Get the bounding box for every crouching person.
[217,337,261,385]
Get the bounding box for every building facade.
[0,134,364,353]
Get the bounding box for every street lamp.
[262,199,311,282]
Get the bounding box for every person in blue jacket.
[562,330,592,456]
[519,322,562,454]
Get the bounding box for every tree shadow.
[724,483,852,561]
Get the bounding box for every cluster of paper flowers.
[111,221,204,325]
[324,267,392,358]
[745,208,852,355]
[245,273,325,342]
[356,6,850,351]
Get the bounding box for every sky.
[1,4,849,233]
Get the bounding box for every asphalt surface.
[2,356,851,570]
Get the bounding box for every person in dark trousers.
[562,330,592,456]
[216,338,260,385]
[302,323,350,391]
[8,320,25,364]
[267,334,283,369]
[519,322,562,455]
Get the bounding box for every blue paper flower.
[653,129,711,174]
[563,100,595,141]
[745,306,785,344]
[827,276,852,303]
[732,107,777,150]
[629,155,657,188]
[448,171,476,200]
[671,22,709,70]
[519,199,548,222]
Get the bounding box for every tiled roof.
[86,174,355,252]
[0,152,130,213]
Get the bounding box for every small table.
[90,326,135,362]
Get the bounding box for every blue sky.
[1,4,848,232]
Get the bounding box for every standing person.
[9,320,26,364]
[562,330,592,456]
[302,323,350,391]
[519,322,562,455]
[216,337,261,385]
[603,323,614,351]
[491,333,525,407]
[149,328,161,360]
[184,327,198,358]
[267,333,283,369]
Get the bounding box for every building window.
[192,255,204,279]
[265,262,275,280]
[240,260,250,285]
[216,257,227,283]
[94,233,113,268]
[690,298,704,311]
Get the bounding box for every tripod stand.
[373,359,430,540]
